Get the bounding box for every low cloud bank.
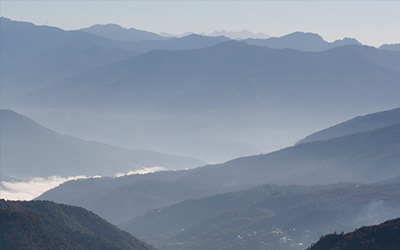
[114,166,167,177]
[0,167,167,201]
[0,175,94,201]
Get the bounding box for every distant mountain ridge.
[379,43,400,51]
[296,107,400,144]
[22,41,400,113]
[0,17,138,104]
[243,31,362,52]
[0,109,205,178]
[80,23,168,41]
[0,199,155,250]
[3,18,400,162]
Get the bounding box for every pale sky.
[1,1,399,47]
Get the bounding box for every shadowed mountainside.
[307,217,400,250]
[0,199,155,250]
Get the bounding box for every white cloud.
[114,166,167,178]
[0,175,95,201]
[0,167,167,201]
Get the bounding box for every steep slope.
[0,199,155,250]
[0,109,205,178]
[307,217,400,250]
[243,32,361,51]
[81,23,167,41]
[38,122,400,225]
[296,107,400,144]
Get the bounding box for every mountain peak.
[80,23,166,41]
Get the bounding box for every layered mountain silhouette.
[4,17,400,249]
[0,18,230,106]
[0,199,155,250]
[20,40,400,113]
[0,109,205,178]
[3,18,400,161]
[308,217,400,250]
[0,17,138,105]
[81,23,167,41]
[243,31,361,52]
[38,108,400,224]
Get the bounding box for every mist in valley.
[1,1,400,249]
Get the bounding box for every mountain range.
[37,107,400,225]
[20,39,400,113]
[0,199,155,250]
[3,17,400,249]
[80,23,168,41]
[3,17,400,161]
[243,31,361,52]
[0,109,205,178]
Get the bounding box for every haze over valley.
[1,1,400,248]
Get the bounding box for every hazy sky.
[1,1,399,47]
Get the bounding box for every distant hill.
[379,43,400,51]
[307,217,400,250]
[243,32,361,51]
[81,23,168,41]
[0,199,155,250]
[296,107,400,145]
[0,109,205,178]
